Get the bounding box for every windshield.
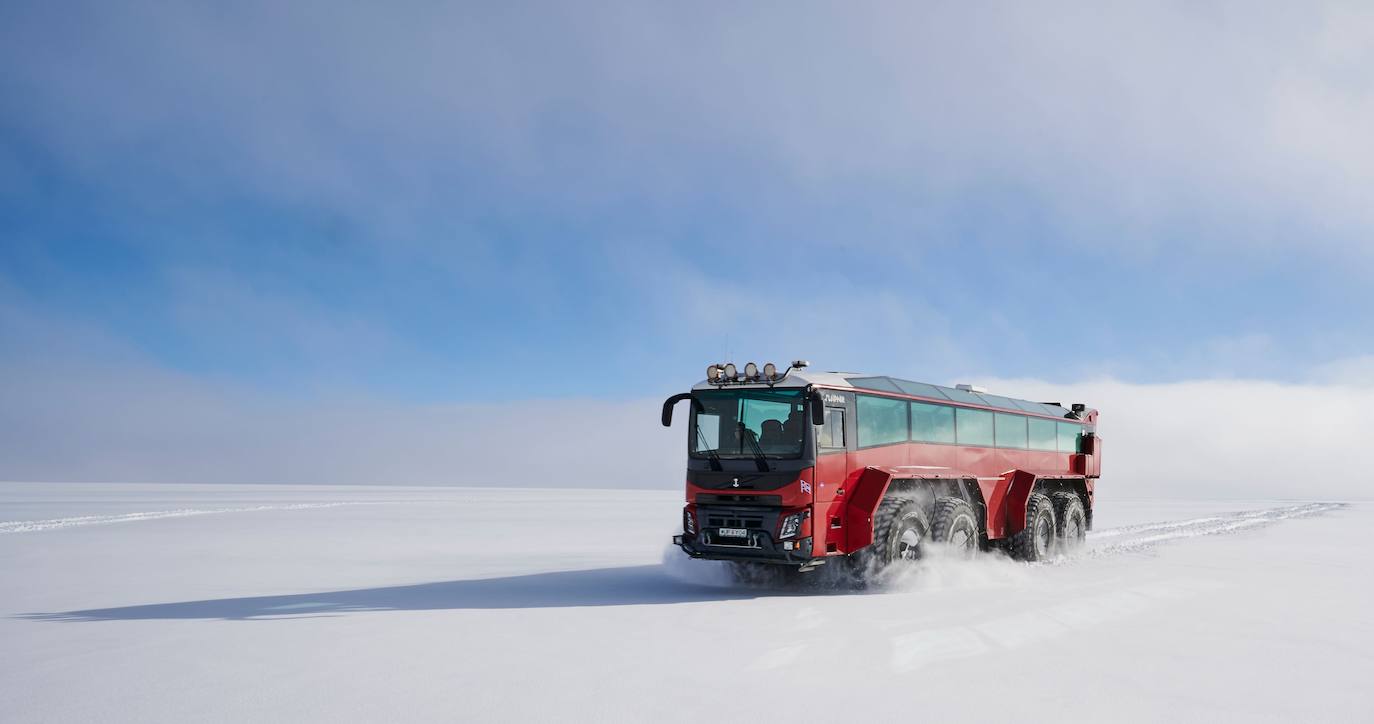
[690,389,806,459]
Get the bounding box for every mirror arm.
[661,393,702,427]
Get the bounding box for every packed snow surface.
[1,483,1370,723]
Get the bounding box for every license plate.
[718,527,748,538]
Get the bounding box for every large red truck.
[665,361,1101,573]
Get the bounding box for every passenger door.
[813,397,851,503]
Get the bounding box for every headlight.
[684,509,696,535]
[778,512,805,539]
[744,362,758,379]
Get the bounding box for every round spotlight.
[763,362,776,380]
[744,362,758,379]
[707,364,720,381]
[723,363,737,379]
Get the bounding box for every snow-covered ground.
[1,483,1369,723]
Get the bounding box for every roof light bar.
[706,359,802,385]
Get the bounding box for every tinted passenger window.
[857,394,907,447]
[955,408,994,447]
[1058,422,1081,453]
[910,402,955,443]
[1028,418,1057,451]
[819,408,846,449]
[994,413,1028,449]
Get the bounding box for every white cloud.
[0,294,683,487]
[5,2,1374,259]
[1311,355,1374,387]
[5,322,1371,500]
[3,3,1373,497]
[988,376,1374,500]
[0,356,682,488]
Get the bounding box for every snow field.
[0,483,1369,723]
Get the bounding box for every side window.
[994,413,1028,449]
[910,402,955,443]
[819,407,846,449]
[856,394,908,447]
[1058,422,1082,453]
[1028,417,1057,451]
[955,408,994,447]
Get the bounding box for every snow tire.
[929,497,979,557]
[1009,491,1057,562]
[854,495,929,580]
[1051,491,1087,550]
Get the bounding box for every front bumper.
[673,531,815,566]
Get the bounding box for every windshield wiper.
[694,425,723,471]
[738,423,770,472]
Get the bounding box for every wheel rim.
[897,527,921,560]
[950,517,976,550]
[1034,515,1053,557]
[1068,515,1084,541]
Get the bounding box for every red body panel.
[842,467,891,550]
[993,470,1037,539]
[810,385,1101,552]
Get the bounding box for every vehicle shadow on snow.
[21,565,820,622]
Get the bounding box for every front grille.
[696,503,785,549]
[688,470,798,491]
[696,494,782,506]
[705,514,766,530]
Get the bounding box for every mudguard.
[843,465,1057,549]
[985,469,1037,539]
[842,467,895,550]
[840,465,979,551]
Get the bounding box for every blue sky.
[3,3,1374,486]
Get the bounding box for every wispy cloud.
[1,287,1368,496]
[3,2,1374,489]
[990,375,1374,500]
[5,2,1374,256]
[6,323,1373,499]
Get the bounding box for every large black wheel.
[929,497,980,557]
[876,497,929,564]
[1052,492,1087,550]
[1009,491,1057,561]
[853,496,929,580]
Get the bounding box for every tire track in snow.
[0,502,367,533]
[883,503,1345,673]
[1083,502,1344,555]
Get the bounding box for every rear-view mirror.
[661,393,700,427]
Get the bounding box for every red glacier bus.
[664,361,1101,573]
